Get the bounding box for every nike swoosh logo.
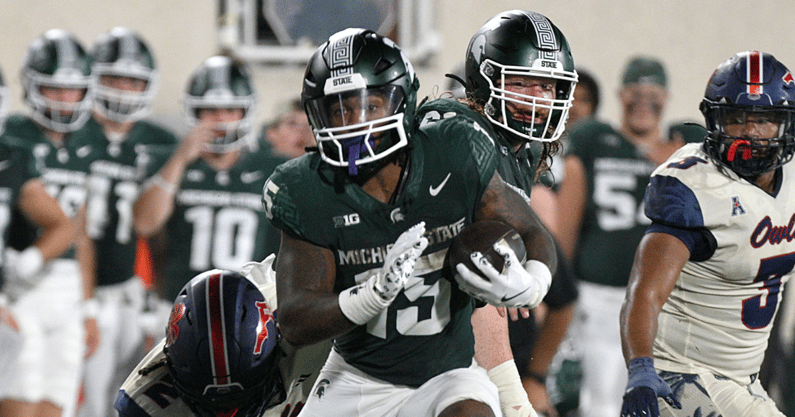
[429,173,451,196]
[500,287,530,303]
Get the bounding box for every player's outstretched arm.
[619,232,688,417]
[276,223,428,347]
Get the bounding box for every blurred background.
[1,0,792,134]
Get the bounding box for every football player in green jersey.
[449,10,579,417]
[76,27,179,417]
[133,55,283,303]
[0,29,96,417]
[265,28,556,417]
[0,113,74,415]
[554,56,682,417]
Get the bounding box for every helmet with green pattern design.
[465,10,577,143]
[301,28,420,176]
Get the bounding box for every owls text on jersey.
[263,110,499,387]
[645,143,795,384]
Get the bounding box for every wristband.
[524,260,552,292]
[82,298,100,319]
[338,278,389,325]
[487,360,538,417]
[146,174,178,195]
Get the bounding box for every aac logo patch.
[731,196,746,216]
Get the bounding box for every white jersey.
[645,143,795,384]
[115,258,330,417]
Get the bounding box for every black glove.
[620,357,681,417]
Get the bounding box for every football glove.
[620,356,681,417]
[455,242,551,309]
[339,222,428,325]
[240,254,277,307]
[2,247,45,301]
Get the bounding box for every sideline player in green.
[0,65,75,413]
[554,56,682,416]
[75,27,178,417]
[265,28,556,417]
[132,54,284,303]
[0,29,96,417]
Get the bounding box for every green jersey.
[416,98,535,202]
[566,119,657,287]
[3,115,98,259]
[152,149,285,301]
[264,111,498,387]
[0,141,41,286]
[74,118,177,287]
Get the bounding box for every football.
[447,220,527,281]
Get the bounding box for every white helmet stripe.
[329,29,355,78]
[206,272,231,385]
[526,12,558,61]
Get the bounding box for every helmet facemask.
[183,92,256,154]
[305,80,408,176]
[703,104,795,178]
[24,69,92,132]
[92,64,158,123]
[480,59,576,143]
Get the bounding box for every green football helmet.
[301,28,420,176]
[182,56,257,153]
[90,27,158,123]
[465,10,577,143]
[21,29,92,132]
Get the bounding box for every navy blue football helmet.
[163,270,283,417]
[701,51,795,178]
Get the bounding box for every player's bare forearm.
[19,178,74,261]
[472,305,513,370]
[476,172,557,273]
[276,231,357,346]
[529,303,574,376]
[620,232,689,363]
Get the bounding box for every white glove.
[488,360,539,417]
[338,222,429,325]
[455,242,551,309]
[2,247,45,300]
[240,254,277,286]
[241,254,277,307]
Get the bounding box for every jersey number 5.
[743,252,795,329]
